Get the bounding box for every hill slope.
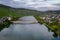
[0,4,60,18]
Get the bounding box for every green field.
[0,5,41,18]
[0,7,21,18]
[0,4,60,18]
[0,4,60,37]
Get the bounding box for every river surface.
[0,16,60,40]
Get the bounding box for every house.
[45,16,51,22]
[7,16,12,21]
[57,18,60,24]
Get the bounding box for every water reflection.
[0,16,60,40]
[47,26,60,38]
[0,23,54,40]
[53,37,60,40]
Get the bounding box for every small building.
[7,16,12,21]
[57,18,60,24]
[45,16,51,23]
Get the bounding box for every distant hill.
[0,4,60,18]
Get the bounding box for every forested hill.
[0,4,60,18]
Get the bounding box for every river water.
[0,16,60,40]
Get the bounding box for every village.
[35,15,60,37]
[0,15,60,37]
[39,15,60,24]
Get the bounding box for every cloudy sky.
[0,0,60,11]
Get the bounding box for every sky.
[0,0,60,11]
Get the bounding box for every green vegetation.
[0,7,21,18]
[0,4,60,37]
[35,16,60,37]
[0,19,11,31]
[0,4,60,18]
[35,16,45,24]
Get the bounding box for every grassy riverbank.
[35,16,60,37]
[0,19,11,31]
[0,4,60,37]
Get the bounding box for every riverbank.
[0,16,60,37]
[0,19,11,31]
[0,16,54,40]
[35,16,60,37]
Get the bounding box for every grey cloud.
[0,0,60,11]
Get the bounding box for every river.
[0,16,60,40]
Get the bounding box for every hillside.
[0,4,60,18]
